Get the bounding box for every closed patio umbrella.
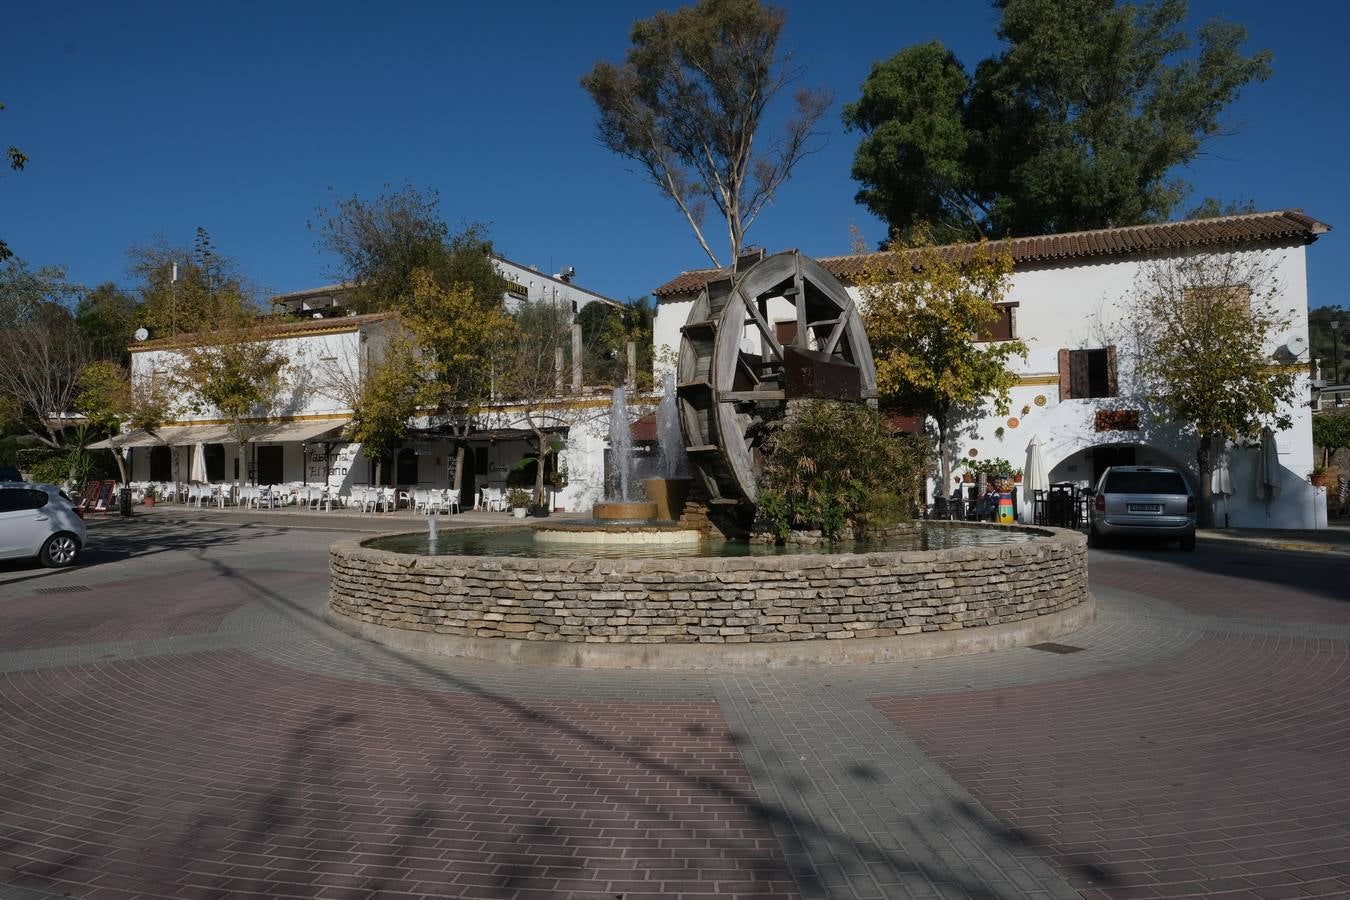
[1211,451,1234,528]
[1256,427,1281,504]
[190,442,207,483]
[1020,434,1049,524]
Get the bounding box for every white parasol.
[190,442,207,484]
[1256,428,1281,505]
[1210,448,1234,528]
[1020,434,1049,524]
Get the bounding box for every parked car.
[1089,465,1196,551]
[0,481,87,567]
[0,465,22,482]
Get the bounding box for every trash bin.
[996,493,1015,524]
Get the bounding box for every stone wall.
[329,525,1088,665]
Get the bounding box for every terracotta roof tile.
[131,312,396,352]
[652,209,1330,298]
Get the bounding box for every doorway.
[1092,445,1136,485]
[256,445,284,485]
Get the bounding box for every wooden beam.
[735,284,784,360]
[720,389,786,402]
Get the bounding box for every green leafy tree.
[1309,306,1349,386]
[858,233,1027,502]
[1,98,27,262]
[0,259,87,447]
[73,360,170,484]
[757,401,929,541]
[577,297,655,390]
[346,338,427,487]
[844,0,1272,241]
[494,299,590,506]
[1121,251,1298,526]
[312,183,505,314]
[581,0,830,266]
[171,327,289,472]
[76,283,140,363]
[130,228,258,338]
[1312,413,1350,470]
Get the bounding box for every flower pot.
[1013,474,1023,484]
[1311,473,1332,488]
[143,496,156,507]
[512,507,528,518]
[962,474,974,484]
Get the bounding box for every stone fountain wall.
[327,524,1091,668]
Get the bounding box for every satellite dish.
[133,327,149,342]
[1284,334,1308,358]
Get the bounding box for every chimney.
[571,323,583,391]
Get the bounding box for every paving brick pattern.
[0,650,795,899]
[1,516,1346,899]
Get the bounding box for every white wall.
[653,241,1320,529]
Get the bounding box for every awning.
[87,419,349,450]
[88,424,234,449]
[248,418,349,443]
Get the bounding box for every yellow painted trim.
[1016,374,1060,386]
[158,414,351,428]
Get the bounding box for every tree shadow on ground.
[1092,537,1350,605]
[162,557,1080,899]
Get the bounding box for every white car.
[0,482,87,567]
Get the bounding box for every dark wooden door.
[256,445,284,485]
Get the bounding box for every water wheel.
[675,251,877,527]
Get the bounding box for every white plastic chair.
[445,489,461,514]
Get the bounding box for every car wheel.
[1179,532,1196,552]
[40,532,80,568]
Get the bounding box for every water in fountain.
[607,386,633,501]
[427,514,438,551]
[655,371,689,479]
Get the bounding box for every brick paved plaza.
[0,513,1346,899]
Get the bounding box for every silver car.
[1088,466,1196,551]
[0,482,88,567]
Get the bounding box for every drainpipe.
[571,324,582,392]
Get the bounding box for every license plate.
[1128,503,1163,513]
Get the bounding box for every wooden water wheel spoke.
[676,251,878,522]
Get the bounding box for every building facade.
[653,210,1331,529]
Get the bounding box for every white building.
[98,261,629,513]
[652,210,1331,529]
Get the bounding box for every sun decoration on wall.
[1007,417,1019,429]
[968,448,978,457]
[1034,395,1047,406]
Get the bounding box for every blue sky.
[1,1,1344,307]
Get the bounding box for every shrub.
[756,401,929,541]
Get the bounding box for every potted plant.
[508,488,530,518]
[1310,464,1332,488]
[1012,468,1024,484]
[143,484,158,507]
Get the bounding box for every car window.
[1103,471,1188,494]
[0,490,33,512]
[29,490,49,509]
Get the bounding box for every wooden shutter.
[774,320,798,345]
[1058,349,1071,401]
[1106,345,1119,397]
[1068,350,1090,400]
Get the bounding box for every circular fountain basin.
[534,521,703,546]
[328,522,1091,669]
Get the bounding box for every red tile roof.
[653,209,1330,298]
[131,312,396,351]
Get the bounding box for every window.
[1059,347,1118,400]
[474,446,489,476]
[1103,470,1188,495]
[149,445,172,481]
[1183,284,1251,314]
[977,303,1017,342]
[0,489,46,512]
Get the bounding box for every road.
[0,515,1346,899]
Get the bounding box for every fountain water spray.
[427,513,438,550]
[655,371,689,479]
[607,386,633,501]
